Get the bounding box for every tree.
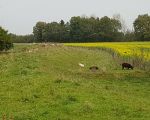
[113,14,127,34]
[69,16,82,41]
[97,16,122,41]
[42,21,70,42]
[60,20,65,26]
[0,26,13,51]
[134,14,150,41]
[69,16,99,42]
[33,21,46,42]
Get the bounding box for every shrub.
[0,26,13,51]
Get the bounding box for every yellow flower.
[64,42,150,61]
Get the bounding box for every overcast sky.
[0,0,150,35]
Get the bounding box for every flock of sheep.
[78,62,134,71]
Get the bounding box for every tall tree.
[69,16,82,41]
[60,20,65,26]
[134,14,150,41]
[97,16,122,41]
[69,16,99,42]
[41,21,70,42]
[33,21,46,42]
[113,14,127,34]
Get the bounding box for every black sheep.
[122,63,133,70]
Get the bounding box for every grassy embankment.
[0,43,150,120]
[65,42,150,70]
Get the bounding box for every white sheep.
[78,63,85,68]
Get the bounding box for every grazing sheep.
[89,66,99,71]
[78,63,85,68]
[122,63,133,70]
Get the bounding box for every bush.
[0,26,13,51]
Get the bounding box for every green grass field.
[0,43,150,120]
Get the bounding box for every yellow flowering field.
[65,42,150,61]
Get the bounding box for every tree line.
[32,16,126,43]
[32,14,150,42]
[1,14,150,49]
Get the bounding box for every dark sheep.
[89,66,99,70]
[122,63,133,70]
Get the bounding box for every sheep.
[89,66,99,71]
[121,63,133,70]
[78,63,85,68]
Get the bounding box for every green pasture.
[0,43,150,120]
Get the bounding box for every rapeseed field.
[65,42,150,61]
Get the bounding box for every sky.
[0,0,150,35]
